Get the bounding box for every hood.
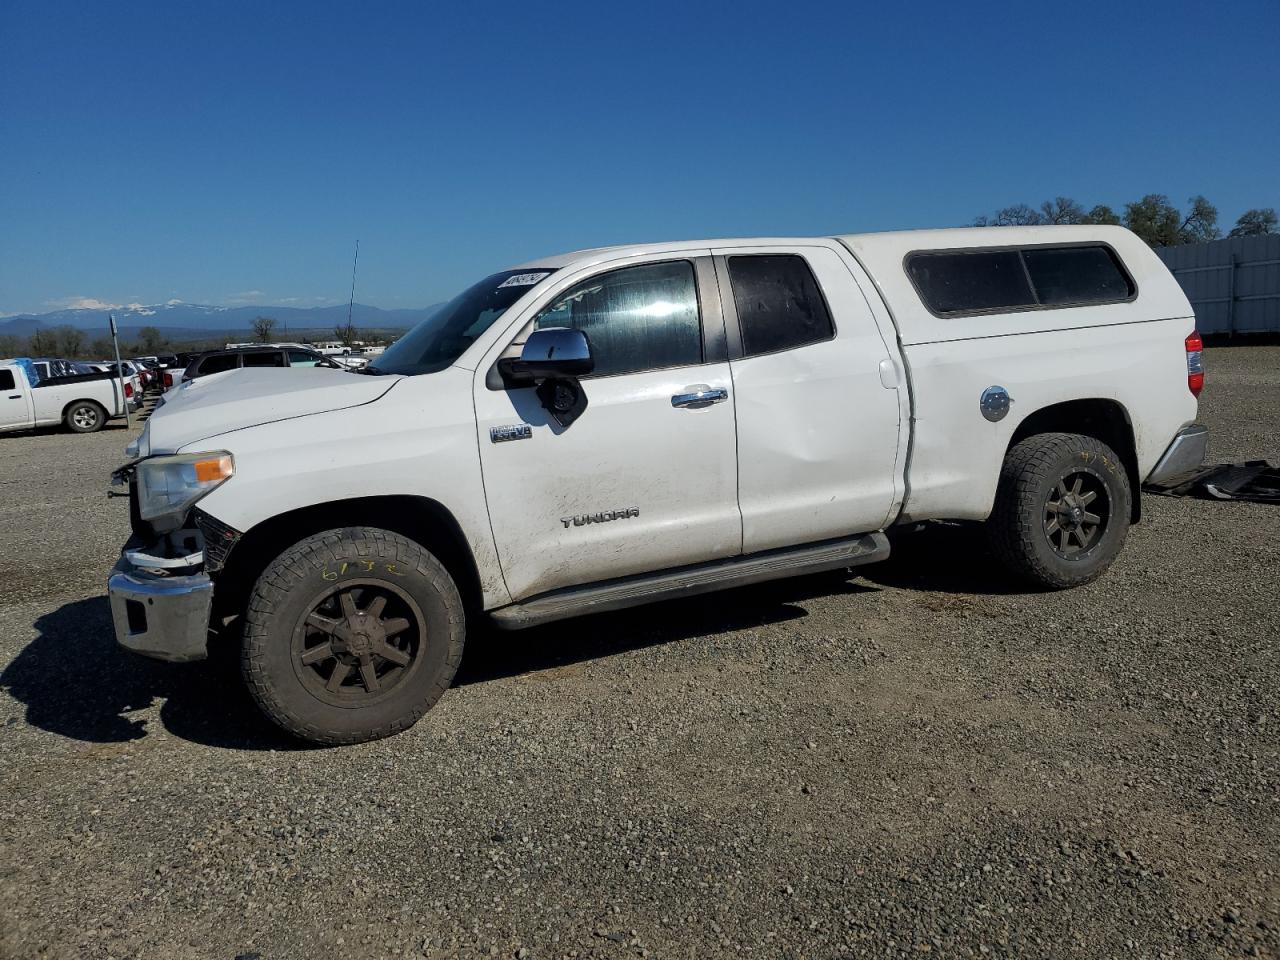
[144,368,401,453]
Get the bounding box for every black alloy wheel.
[1043,471,1111,558]
[291,581,426,707]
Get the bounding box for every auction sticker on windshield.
[497,272,552,288]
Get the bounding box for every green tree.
[1123,194,1183,247]
[28,328,58,355]
[1082,204,1121,226]
[1178,195,1220,243]
[0,334,20,357]
[55,325,85,357]
[138,326,165,353]
[1038,197,1085,224]
[90,335,114,358]
[252,316,276,342]
[1230,208,1277,237]
[334,320,359,347]
[993,204,1043,226]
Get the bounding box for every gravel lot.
[1,347,1277,960]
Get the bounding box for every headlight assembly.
[135,451,234,525]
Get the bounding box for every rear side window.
[1021,246,1135,305]
[0,370,15,390]
[288,350,319,367]
[198,354,239,375]
[907,244,1135,316]
[242,351,285,368]
[532,260,702,377]
[727,255,834,356]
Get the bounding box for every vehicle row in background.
[0,357,141,434]
[177,345,349,384]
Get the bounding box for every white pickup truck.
[107,225,1208,744]
[1,358,139,434]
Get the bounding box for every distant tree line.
[973,195,1277,247]
[0,324,175,361]
[0,319,394,361]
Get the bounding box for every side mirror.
[499,327,594,384]
[498,328,593,427]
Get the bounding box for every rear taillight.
[163,371,173,388]
[1185,331,1204,398]
[124,381,134,398]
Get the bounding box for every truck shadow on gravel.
[3,596,298,751]
[862,523,1035,596]
[454,574,877,686]
[5,527,1013,750]
[7,580,871,750]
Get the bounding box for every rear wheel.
[242,527,465,745]
[65,401,105,433]
[987,432,1131,589]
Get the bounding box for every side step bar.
[489,531,890,630]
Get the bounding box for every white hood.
[145,368,401,453]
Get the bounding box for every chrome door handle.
[671,385,728,408]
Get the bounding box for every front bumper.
[1146,423,1210,486]
[107,556,213,662]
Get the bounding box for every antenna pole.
[346,240,359,344]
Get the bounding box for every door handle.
[671,385,728,408]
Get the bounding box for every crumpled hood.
[146,368,401,453]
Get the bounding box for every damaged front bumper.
[107,540,214,663]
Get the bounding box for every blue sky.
[2,0,1277,317]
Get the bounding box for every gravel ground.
[1,347,1277,960]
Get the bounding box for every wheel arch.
[212,495,484,619]
[1005,398,1141,523]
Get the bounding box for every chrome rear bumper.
[1146,423,1209,486]
[108,557,213,662]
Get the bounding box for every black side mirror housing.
[498,327,594,384]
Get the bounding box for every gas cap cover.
[980,385,1012,422]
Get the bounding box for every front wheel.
[987,432,1132,590]
[242,527,466,745]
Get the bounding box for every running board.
[489,531,890,630]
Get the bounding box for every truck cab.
[107,225,1206,745]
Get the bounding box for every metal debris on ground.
[1146,460,1280,503]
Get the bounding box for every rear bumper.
[1146,423,1209,486]
[107,557,213,662]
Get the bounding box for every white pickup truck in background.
[1,358,139,434]
[107,224,1207,745]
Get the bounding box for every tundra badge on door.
[560,507,639,528]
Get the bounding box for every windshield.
[370,269,557,376]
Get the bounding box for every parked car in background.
[28,358,79,380]
[311,341,354,356]
[97,361,146,398]
[180,345,345,383]
[1,358,138,434]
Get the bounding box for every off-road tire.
[65,400,105,433]
[987,432,1131,590]
[242,527,465,745]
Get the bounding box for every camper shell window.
[906,243,1136,317]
